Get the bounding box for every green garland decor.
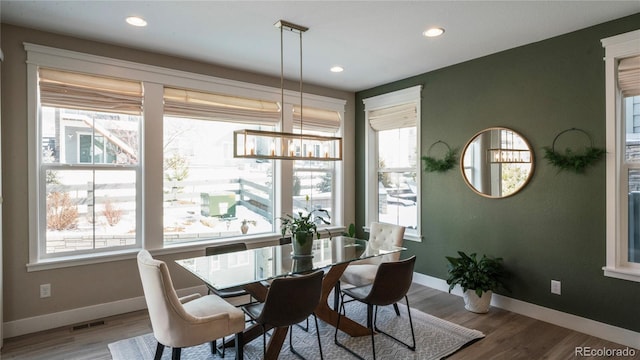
[543,128,605,174]
[422,140,458,173]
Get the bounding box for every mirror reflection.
[461,127,534,198]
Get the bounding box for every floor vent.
[72,320,105,331]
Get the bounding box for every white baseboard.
[3,285,207,339]
[412,273,640,349]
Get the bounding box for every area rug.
[109,302,484,360]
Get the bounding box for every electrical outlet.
[40,283,51,298]
[551,280,561,295]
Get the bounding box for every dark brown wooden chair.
[334,256,417,360]
[242,270,325,360]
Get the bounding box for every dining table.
[175,235,405,359]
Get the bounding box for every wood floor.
[1,283,637,359]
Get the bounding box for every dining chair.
[242,270,325,360]
[136,250,246,360]
[334,255,416,360]
[205,242,253,357]
[335,222,406,315]
[276,235,311,332]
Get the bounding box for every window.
[26,44,345,268]
[602,30,640,282]
[37,68,142,258]
[162,87,279,244]
[292,106,341,222]
[363,86,422,241]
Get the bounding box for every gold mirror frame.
[460,127,535,198]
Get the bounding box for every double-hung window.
[292,105,341,220]
[36,68,142,258]
[162,87,280,245]
[602,29,640,282]
[363,86,422,240]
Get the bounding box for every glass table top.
[175,236,404,290]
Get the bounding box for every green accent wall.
[356,13,640,332]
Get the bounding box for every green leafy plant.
[422,145,458,173]
[343,223,356,237]
[445,251,508,297]
[280,196,331,246]
[543,146,605,174]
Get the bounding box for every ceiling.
[2,1,639,92]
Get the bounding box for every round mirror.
[461,127,534,198]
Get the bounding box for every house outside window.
[602,29,640,282]
[26,44,345,268]
[363,86,422,241]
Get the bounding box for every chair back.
[365,255,416,306]
[368,222,406,262]
[257,270,324,327]
[206,242,247,256]
[137,250,192,346]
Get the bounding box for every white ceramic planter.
[463,290,492,313]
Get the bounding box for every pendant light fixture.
[233,20,343,161]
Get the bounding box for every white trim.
[602,30,640,282]
[413,273,640,348]
[2,285,206,338]
[363,85,423,240]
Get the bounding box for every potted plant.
[445,251,508,313]
[280,207,330,257]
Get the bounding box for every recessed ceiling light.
[330,66,344,73]
[126,16,147,27]
[423,27,444,38]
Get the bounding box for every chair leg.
[234,332,244,360]
[154,342,165,360]
[211,338,225,357]
[333,281,341,310]
[393,302,400,316]
[171,347,181,360]
[313,314,324,360]
[334,293,367,360]
[368,304,377,360]
[289,314,323,360]
[373,296,416,351]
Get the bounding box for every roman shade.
[38,68,143,115]
[293,105,342,133]
[164,87,280,125]
[619,55,640,97]
[368,102,417,131]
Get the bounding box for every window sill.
[26,229,349,272]
[602,266,640,283]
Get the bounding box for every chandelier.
[233,20,343,161]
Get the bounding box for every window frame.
[363,85,422,241]
[26,44,346,270]
[602,29,640,282]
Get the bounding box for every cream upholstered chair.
[340,222,406,286]
[336,222,406,314]
[137,250,246,360]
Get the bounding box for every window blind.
[164,87,280,125]
[619,55,640,97]
[368,102,417,131]
[292,105,341,133]
[38,68,143,115]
